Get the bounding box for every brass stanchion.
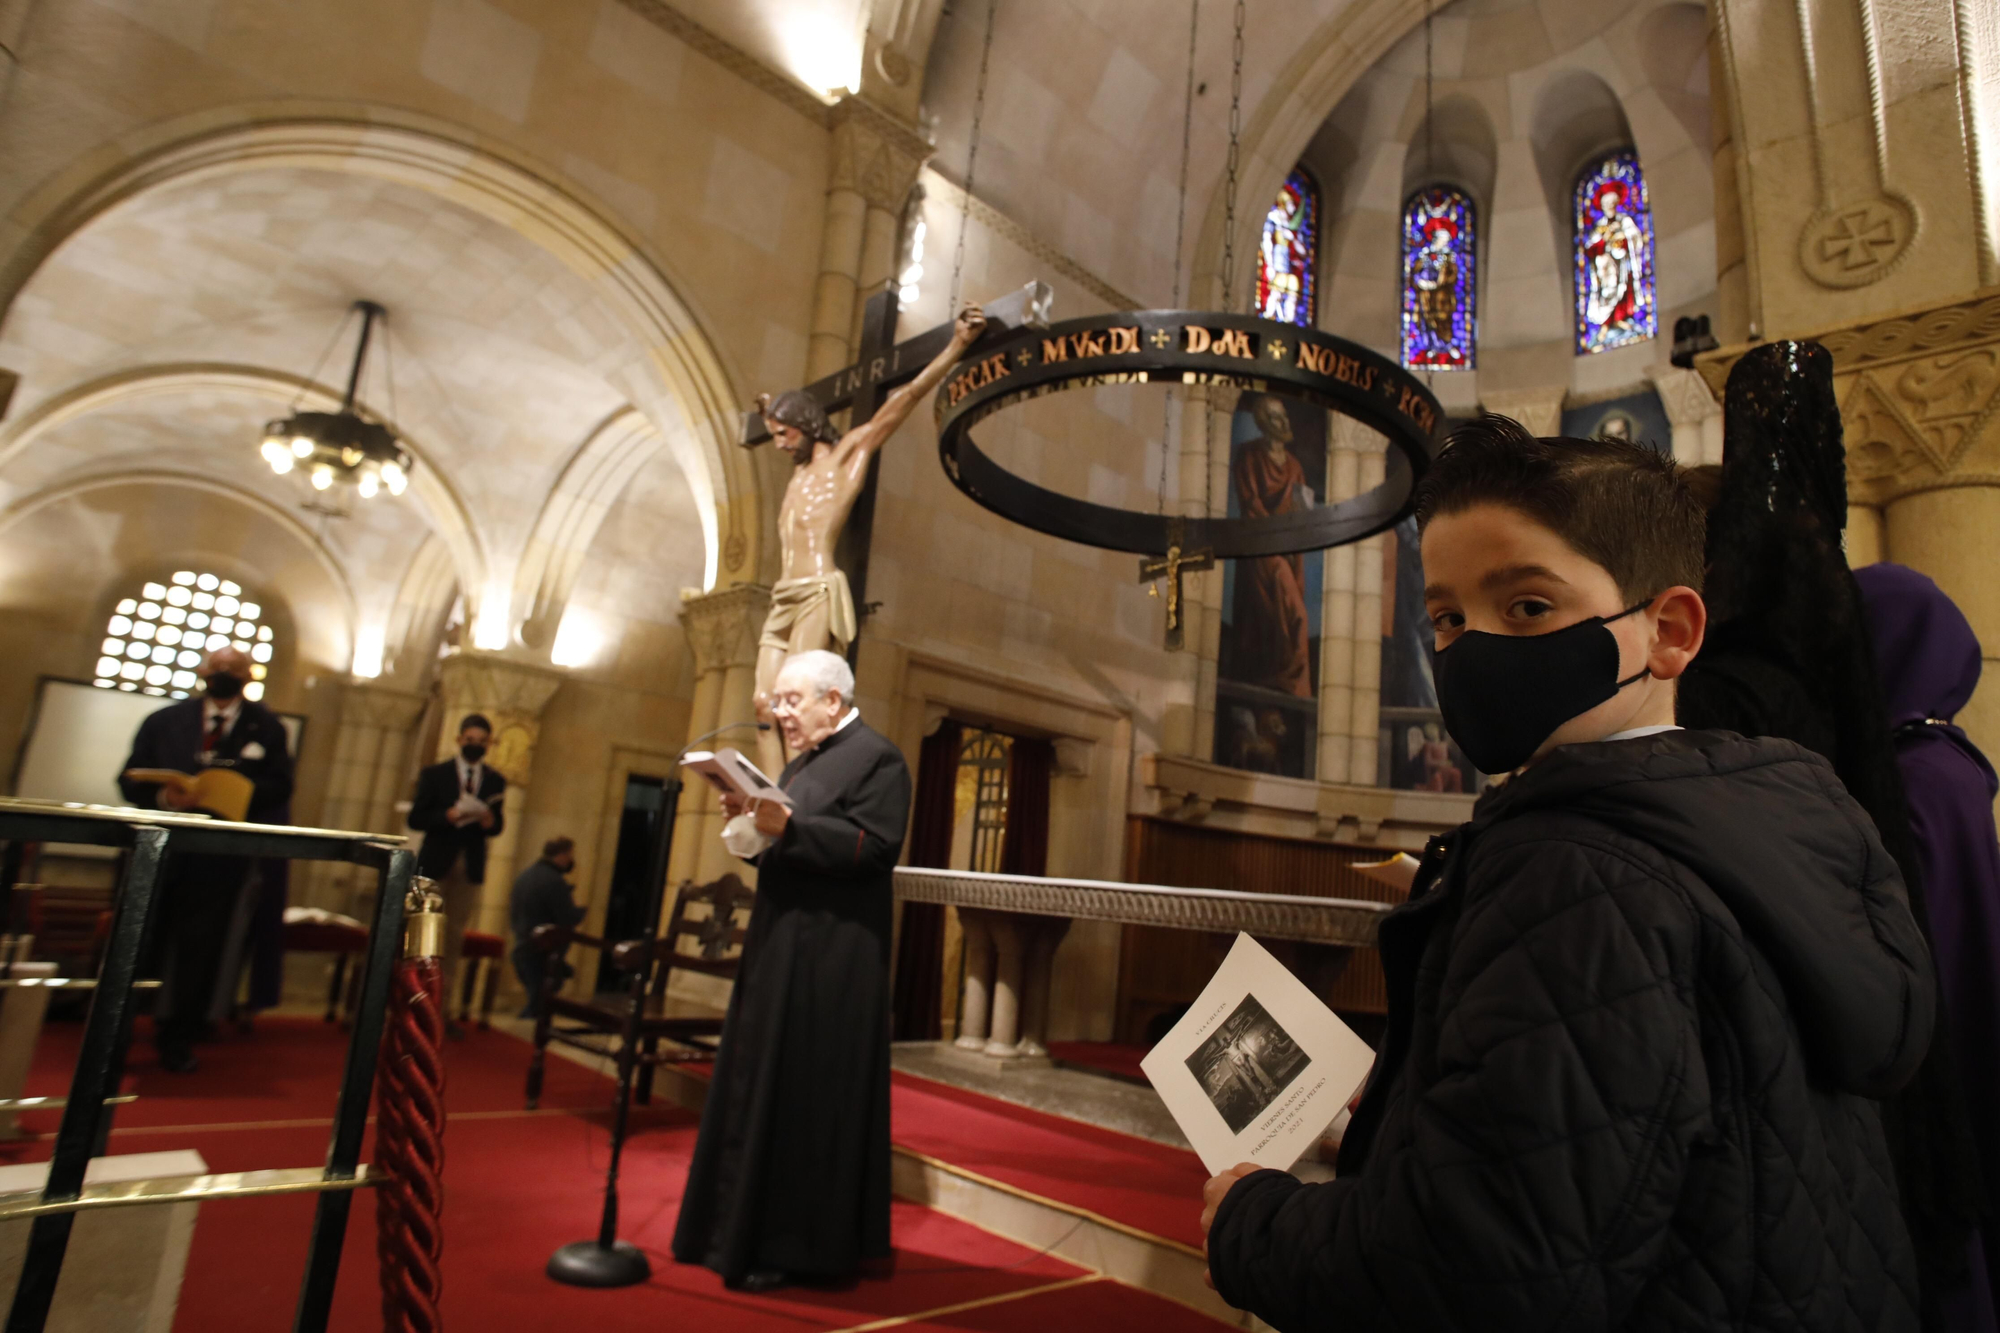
[376,882,446,1333]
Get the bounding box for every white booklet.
[1140,932,1377,1175]
[682,747,792,808]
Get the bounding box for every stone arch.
[0,469,358,669]
[0,362,488,602]
[512,406,669,654]
[0,105,765,608]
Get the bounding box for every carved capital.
[828,96,930,212]
[1700,288,2000,508]
[337,682,426,733]
[434,653,566,785]
[679,583,772,675]
[1479,386,1566,437]
[1644,364,1722,424]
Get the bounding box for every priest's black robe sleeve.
[763,746,910,880]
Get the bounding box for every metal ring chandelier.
[259,300,411,502]
[933,311,1444,557]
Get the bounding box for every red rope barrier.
[376,895,447,1333]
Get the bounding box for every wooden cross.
[741,280,1052,623]
[1139,533,1214,651]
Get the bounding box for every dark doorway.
[594,774,667,993]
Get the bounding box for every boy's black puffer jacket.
[1208,730,1934,1332]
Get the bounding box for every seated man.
[672,649,911,1292]
[1202,418,1934,1331]
[509,835,584,1017]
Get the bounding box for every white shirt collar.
[1603,724,1682,743]
[203,696,241,726]
[455,754,483,782]
[835,708,860,733]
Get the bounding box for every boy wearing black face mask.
[1202,415,1936,1332]
[409,713,506,1034]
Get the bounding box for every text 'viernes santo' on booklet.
[682,747,793,808]
[1141,932,1377,1176]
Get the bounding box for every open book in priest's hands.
[682,747,792,808]
[1141,932,1377,1175]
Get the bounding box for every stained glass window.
[1573,149,1657,355]
[1256,168,1318,326]
[1401,187,1477,370]
[93,569,274,700]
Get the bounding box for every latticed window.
[1401,186,1477,370]
[93,570,274,700]
[1256,168,1318,327]
[1573,149,1657,355]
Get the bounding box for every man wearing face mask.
[673,649,911,1294]
[1202,416,1936,1333]
[119,646,294,1073]
[408,714,506,1035]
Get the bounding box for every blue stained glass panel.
[1256,169,1318,327]
[1573,149,1658,355]
[1401,187,1477,370]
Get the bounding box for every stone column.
[432,654,565,941]
[1704,289,2000,762]
[675,584,772,886]
[954,908,996,1049]
[1015,917,1071,1057]
[306,681,427,915]
[1318,421,1388,786]
[820,97,930,375]
[1647,365,1725,466]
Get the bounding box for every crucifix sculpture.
[1138,525,1215,652]
[739,281,1053,765]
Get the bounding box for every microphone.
[674,720,768,766]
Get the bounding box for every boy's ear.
[1647,586,1707,680]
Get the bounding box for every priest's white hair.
[783,649,854,706]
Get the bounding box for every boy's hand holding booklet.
[1141,933,1376,1175]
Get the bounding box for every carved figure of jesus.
[750,305,987,738]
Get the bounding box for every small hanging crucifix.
[1139,524,1214,651]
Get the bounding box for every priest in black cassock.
[672,648,911,1292]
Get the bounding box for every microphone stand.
[545,720,768,1288]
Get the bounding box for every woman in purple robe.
[1857,561,2000,1329]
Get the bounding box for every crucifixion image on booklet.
[1140,932,1377,1175]
[682,747,792,808]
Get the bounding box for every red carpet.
[5,1018,1230,1331]
[888,1072,1210,1252]
[1046,1041,1150,1083]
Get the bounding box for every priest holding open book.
[118,646,294,1073]
[672,648,911,1293]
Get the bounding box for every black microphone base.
[546,1239,650,1287]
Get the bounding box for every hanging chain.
[947,0,996,314]
[1424,0,1435,170]
[1159,0,1199,515]
[1219,0,1245,313]
[1205,0,1244,523]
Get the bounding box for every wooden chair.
[457,930,504,1028]
[523,874,754,1110]
[279,910,370,1023]
[10,884,112,977]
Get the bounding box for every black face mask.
[460,743,487,763]
[1432,601,1652,775]
[204,672,245,700]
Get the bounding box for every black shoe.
[157,1043,199,1074]
[730,1270,789,1294]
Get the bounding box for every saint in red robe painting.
[1230,395,1314,698]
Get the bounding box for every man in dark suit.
[118,646,294,1073]
[673,649,911,1292]
[408,713,505,1033]
[508,835,584,1018]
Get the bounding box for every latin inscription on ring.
[933,311,1444,559]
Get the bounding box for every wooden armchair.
[523,873,754,1110]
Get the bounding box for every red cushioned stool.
[458,930,504,1029]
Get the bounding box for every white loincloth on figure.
[759,570,859,654]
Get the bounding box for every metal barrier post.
[5,825,170,1333]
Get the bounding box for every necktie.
[463,765,476,795]
[203,710,226,757]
